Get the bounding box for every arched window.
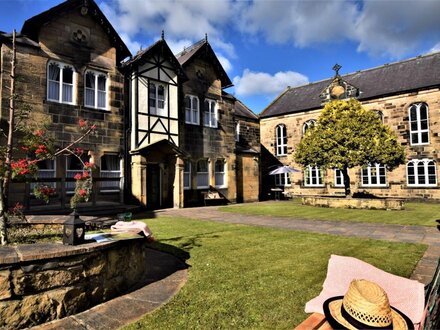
[204,99,218,128]
[275,124,287,156]
[185,95,199,125]
[47,61,75,104]
[409,103,429,145]
[302,119,316,134]
[361,163,386,187]
[372,110,384,123]
[407,159,437,186]
[149,82,166,116]
[196,159,209,188]
[85,70,107,109]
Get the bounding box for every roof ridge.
[175,38,206,58]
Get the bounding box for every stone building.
[0,0,130,210]
[260,53,440,200]
[124,37,260,209]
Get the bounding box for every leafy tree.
[0,31,96,245]
[294,99,405,197]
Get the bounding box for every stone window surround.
[275,124,287,156]
[47,60,76,105]
[407,159,437,187]
[361,163,387,187]
[408,102,430,146]
[185,94,200,125]
[84,69,109,110]
[304,165,324,187]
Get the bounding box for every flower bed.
[302,196,404,210]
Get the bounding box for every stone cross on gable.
[333,63,342,76]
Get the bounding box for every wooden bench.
[202,191,226,206]
[295,258,440,330]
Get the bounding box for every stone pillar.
[131,154,147,207]
[174,156,184,208]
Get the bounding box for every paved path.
[156,201,440,285]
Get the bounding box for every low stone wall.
[302,196,405,210]
[0,239,151,329]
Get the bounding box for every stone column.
[131,154,147,207]
[174,156,184,208]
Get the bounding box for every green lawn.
[125,217,426,330]
[219,199,440,227]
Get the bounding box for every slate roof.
[235,99,258,121]
[21,0,131,63]
[0,32,40,48]
[260,51,440,119]
[175,38,233,89]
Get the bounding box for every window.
[407,159,437,187]
[185,95,199,124]
[184,161,191,190]
[66,154,89,193]
[149,82,166,116]
[215,159,226,188]
[276,124,287,156]
[409,103,429,145]
[334,169,344,187]
[235,122,240,142]
[204,99,217,128]
[361,164,386,186]
[31,159,56,191]
[196,159,209,188]
[372,110,384,123]
[47,61,74,104]
[304,165,323,187]
[275,173,291,187]
[303,119,316,134]
[100,155,121,192]
[85,70,107,109]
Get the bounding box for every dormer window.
[85,70,108,110]
[47,61,75,104]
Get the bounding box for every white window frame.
[215,159,227,188]
[334,169,345,187]
[361,163,387,187]
[407,159,437,187]
[31,159,57,192]
[302,119,316,135]
[184,161,191,190]
[47,61,75,104]
[185,95,199,125]
[196,159,209,189]
[149,82,167,116]
[409,103,430,146]
[276,124,287,156]
[100,154,121,192]
[85,70,108,110]
[66,154,90,193]
[275,173,291,187]
[304,165,324,187]
[204,99,218,128]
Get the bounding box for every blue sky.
[1,0,440,114]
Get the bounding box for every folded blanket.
[305,254,425,325]
[111,221,153,238]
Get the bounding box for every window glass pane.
[86,72,95,88]
[411,133,419,144]
[49,63,60,81]
[421,132,429,143]
[48,81,59,101]
[420,104,428,120]
[97,75,106,91]
[62,84,73,103]
[197,160,208,172]
[420,119,428,130]
[409,106,417,121]
[63,67,73,84]
[101,155,120,171]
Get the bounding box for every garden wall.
[0,239,150,329]
[302,196,404,210]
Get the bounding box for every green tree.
[294,99,405,197]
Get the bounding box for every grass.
[125,217,426,330]
[219,199,440,227]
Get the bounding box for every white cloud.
[166,38,194,55]
[233,69,308,97]
[217,55,232,73]
[429,42,440,54]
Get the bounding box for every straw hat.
[323,279,414,330]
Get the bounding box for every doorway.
[147,164,162,209]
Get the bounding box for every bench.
[202,191,226,206]
[294,258,440,329]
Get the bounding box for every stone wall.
[302,196,405,210]
[260,88,440,200]
[0,239,150,329]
